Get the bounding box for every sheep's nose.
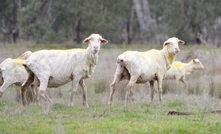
[175,48,180,53]
[93,46,98,50]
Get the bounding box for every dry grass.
[0,43,221,105]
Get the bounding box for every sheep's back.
[0,58,28,83]
[24,49,89,87]
[118,50,168,83]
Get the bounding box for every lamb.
[21,33,108,107]
[0,51,32,98]
[164,59,204,88]
[108,37,185,105]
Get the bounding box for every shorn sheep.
[165,59,204,88]
[21,33,108,107]
[108,37,185,105]
[0,51,32,97]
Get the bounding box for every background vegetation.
[1,0,221,45]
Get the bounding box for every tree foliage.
[0,0,221,45]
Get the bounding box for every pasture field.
[0,43,221,134]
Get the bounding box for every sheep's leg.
[175,77,181,90]
[41,94,53,104]
[37,76,50,104]
[44,88,53,104]
[108,65,125,105]
[180,78,187,90]
[40,88,53,103]
[32,77,41,105]
[28,86,34,104]
[125,76,138,106]
[21,73,34,106]
[0,81,11,97]
[156,77,163,102]
[149,80,155,102]
[142,82,149,101]
[31,84,39,105]
[69,76,81,106]
[30,85,35,104]
[58,88,63,97]
[129,90,135,102]
[79,79,89,107]
[108,75,122,105]
[36,87,41,105]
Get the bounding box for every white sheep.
[108,37,185,105]
[0,51,32,98]
[21,33,108,106]
[164,59,204,88]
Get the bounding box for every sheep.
[108,37,185,105]
[21,33,108,107]
[0,51,32,98]
[164,59,204,89]
[17,51,33,60]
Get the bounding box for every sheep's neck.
[185,62,194,73]
[161,47,176,70]
[86,48,98,67]
[167,53,175,64]
[162,47,176,64]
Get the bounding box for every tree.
[0,0,20,43]
[133,0,156,44]
[1,0,221,45]
[150,0,221,44]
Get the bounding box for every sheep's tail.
[0,69,3,86]
[23,63,34,75]
[117,58,126,67]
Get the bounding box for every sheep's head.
[17,51,33,60]
[83,33,108,54]
[163,37,185,55]
[192,59,204,70]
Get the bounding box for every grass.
[0,43,221,133]
[0,95,221,134]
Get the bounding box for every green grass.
[0,94,221,134]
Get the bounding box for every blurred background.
[0,0,221,45]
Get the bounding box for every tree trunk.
[127,3,135,44]
[73,11,81,44]
[133,0,156,44]
[11,0,20,43]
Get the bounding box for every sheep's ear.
[178,40,185,45]
[100,38,108,44]
[163,41,170,46]
[83,37,91,44]
[193,59,199,63]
